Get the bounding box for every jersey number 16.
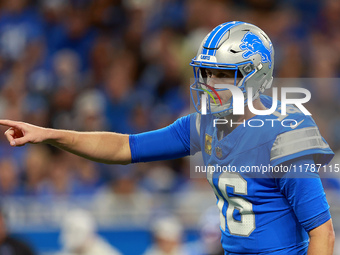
[207,171,255,237]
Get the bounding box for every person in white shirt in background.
[56,209,122,255]
[143,216,189,255]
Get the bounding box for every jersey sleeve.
[276,155,331,232]
[270,115,334,167]
[129,113,201,163]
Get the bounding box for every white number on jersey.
[207,171,255,236]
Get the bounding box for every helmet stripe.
[201,24,226,55]
[211,21,243,55]
[202,21,243,56]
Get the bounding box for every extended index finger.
[0,119,21,128]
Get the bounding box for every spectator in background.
[94,165,152,225]
[0,157,21,197]
[143,216,189,255]
[50,49,83,130]
[23,145,50,196]
[102,50,139,133]
[57,209,122,255]
[185,207,224,255]
[73,89,108,132]
[46,5,97,72]
[0,0,44,70]
[71,155,102,196]
[0,209,35,255]
[38,151,76,198]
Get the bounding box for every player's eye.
[217,72,233,78]
[205,70,212,78]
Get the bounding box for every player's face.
[204,68,241,104]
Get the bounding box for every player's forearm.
[307,236,334,255]
[44,128,131,164]
[307,219,335,255]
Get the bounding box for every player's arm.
[307,219,335,255]
[276,155,335,255]
[0,120,131,164]
[0,114,200,164]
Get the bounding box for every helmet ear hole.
[237,70,243,79]
[201,68,207,78]
[200,68,207,83]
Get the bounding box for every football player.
[0,21,335,254]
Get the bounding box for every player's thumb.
[11,137,29,147]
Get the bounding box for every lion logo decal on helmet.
[240,32,272,68]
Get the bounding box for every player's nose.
[207,77,218,88]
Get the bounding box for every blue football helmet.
[190,21,274,117]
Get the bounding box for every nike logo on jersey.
[290,119,304,129]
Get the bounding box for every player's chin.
[219,98,231,105]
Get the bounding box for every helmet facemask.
[190,62,256,118]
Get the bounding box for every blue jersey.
[193,95,333,254]
[129,95,334,254]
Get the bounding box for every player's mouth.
[202,83,223,106]
[210,97,220,103]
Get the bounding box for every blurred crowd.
[0,0,339,216]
